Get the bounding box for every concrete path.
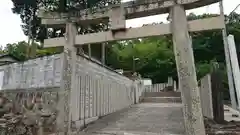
[80,103,185,135]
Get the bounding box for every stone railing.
[199,74,214,119]
[0,53,141,134]
[70,55,137,129]
[199,71,225,123]
[143,77,177,93]
[0,54,62,90]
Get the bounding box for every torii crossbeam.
[38,0,220,26]
[38,0,224,48]
[43,16,224,47]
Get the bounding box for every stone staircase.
[140,91,182,103]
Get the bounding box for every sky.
[0,0,239,47]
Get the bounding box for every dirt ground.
[205,117,240,135]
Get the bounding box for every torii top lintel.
[38,0,220,26]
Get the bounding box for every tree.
[2,41,63,61]
[4,41,29,61]
[11,0,120,60]
[11,0,120,43]
[106,13,240,84]
[106,36,176,83]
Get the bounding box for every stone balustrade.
[0,53,141,134]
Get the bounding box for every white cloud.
[0,0,27,48]
[0,0,239,47]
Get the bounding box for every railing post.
[228,35,240,109]
[200,74,214,119]
[101,43,106,65]
[219,2,238,110]
[132,81,137,104]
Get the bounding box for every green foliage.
[1,41,62,61]
[106,37,176,83]
[5,41,29,61]
[105,13,240,85]
[187,13,218,20]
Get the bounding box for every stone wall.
[0,53,139,133]
[0,54,63,90]
[0,53,132,91]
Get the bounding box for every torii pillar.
[57,22,78,135]
[171,4,206,135]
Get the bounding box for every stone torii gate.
[38,0,224,134]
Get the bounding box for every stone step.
[82,131,182,135]
[142,92,181,97]
[140,97,182,103]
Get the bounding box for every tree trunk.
[211,68,225,124]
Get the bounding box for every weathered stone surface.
[228,35,240,110]
[200,74,213,119]
[0,54,62,90]
[43,16,224,47]
[76,55,132,86]
[143,92,181,97]
[0,90,60,135]
[81,103,185,135]
[38,0,220,26]
[141,97,182,103]
[171,4,205,135]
